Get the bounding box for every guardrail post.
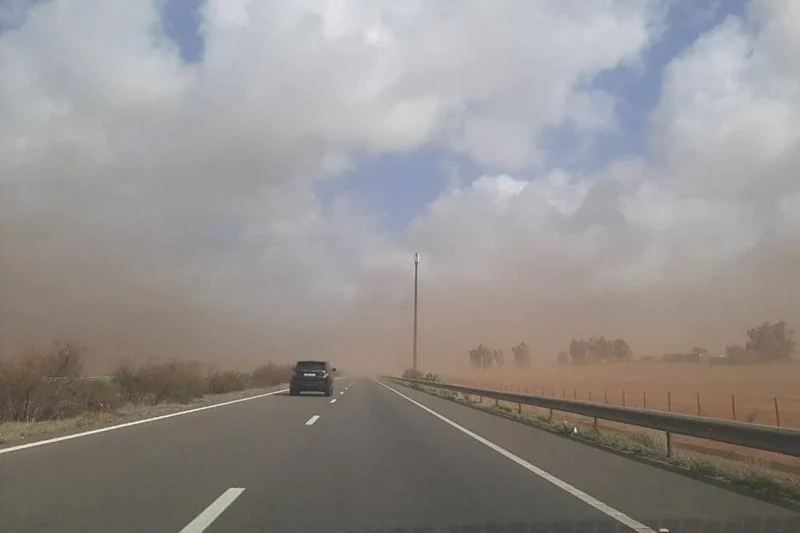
[731,394,737,421]
[774,396,781,427]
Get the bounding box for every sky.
[1,0,799,372]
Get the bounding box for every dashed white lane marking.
[376,380,655,533]
[339,391,345,395]
[305,415,320,426]
[0,388,289,456]
[179,488,245,533]
[329,398,337,404]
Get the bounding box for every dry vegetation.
[0,340,292,446]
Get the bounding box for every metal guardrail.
[388,377,800,457]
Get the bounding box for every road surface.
[1,379,798,532]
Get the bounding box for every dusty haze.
[2,1,800,374]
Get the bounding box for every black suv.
[289,360,335,396]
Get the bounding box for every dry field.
[450,362,800,476]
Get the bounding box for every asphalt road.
[1,379,799,533]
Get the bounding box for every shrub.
[251,362,293,387]
[0,342,120,422]
[113,360,206,405]
[207,371,250,394]
[401,368,424,379]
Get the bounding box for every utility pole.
[413,252,420,371]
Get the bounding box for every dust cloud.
[2,1,800,375]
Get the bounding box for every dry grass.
[0,384,286,449]
[451,362,800,477]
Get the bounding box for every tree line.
[468,342,531,370]
[467,320,796,369]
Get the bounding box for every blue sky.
[158,0,747,234]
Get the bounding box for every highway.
[1,379,798,532]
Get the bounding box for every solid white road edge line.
[0,388,288,456]
[330,398,337,404]
[178,487,245,533]
[375,380,656,533]
[305,415,320,426]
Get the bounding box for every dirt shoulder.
[0,384,287,450]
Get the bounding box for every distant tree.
[612,339,633,361]
[569,337,632,364]
[569,339,589,364]
[725,344,749,360]
[468,348,482,369]
[746,321,796,361]
[511,342,531,368]
[690,346,708,357]
[493,349,505,369]
[468,344,495,370]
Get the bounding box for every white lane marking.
[376,380,655,533]
[179,488,245,533]
[339,391,345,395]
[329,398,337,404]
[305,415,320,426]
[0,388,289,456]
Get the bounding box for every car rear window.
[295,361,327,370]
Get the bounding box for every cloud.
[2,0,799,372]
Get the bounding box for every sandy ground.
[0,384,287,449]
[450,362,800,477]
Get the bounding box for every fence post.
[668,390,672,412]
[518,401,522,414]
[573,388,577,400]
[588,389,592,402]
[643,391,647,409]
[697,392,702,417]
[604,389,608,404]
[731,394,737,421]
[666,431,672,458]
[562,386,566,398]
[774,396,781,427]
[548,408,553,421]
[622,389,626,407]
